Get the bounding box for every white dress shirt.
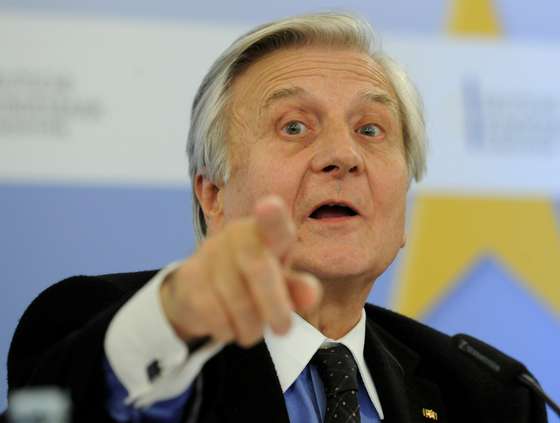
[265,310,384,419]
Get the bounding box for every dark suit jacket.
[7,270,547,422]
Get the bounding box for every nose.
[310,129,365,178]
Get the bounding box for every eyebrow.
[358,90,399,115]
[263,86,307,109]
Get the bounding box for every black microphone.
[453,334,560,418]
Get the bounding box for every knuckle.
[203,317,231,343]
[237,338,252,348]
[243,316,262,336]
[211,310,230,328]
[217,333,234,343]
[241,253,278,283]
[230,296,254,316]
[243,256,268,277]
[187,288,211,313]
[182,324,206,338]
[207,312,230,335]
[238,327,263,347]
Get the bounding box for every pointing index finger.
[254,196,296,259]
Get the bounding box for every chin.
[292,247,376,282]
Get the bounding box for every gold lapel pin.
[422,408,438,420]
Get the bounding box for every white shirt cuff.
[104,262,224,407]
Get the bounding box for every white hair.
[187,12,427,243]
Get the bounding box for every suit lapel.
[364,318,447,423]
[217,342,290,423]
[364,318,414,422]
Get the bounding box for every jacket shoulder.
[8,269,158,389]
[364,303,452,353]
[364,303,548,422]
[364,303,528,373]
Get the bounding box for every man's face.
[213,46,408,283]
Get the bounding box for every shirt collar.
[264,309,384,419]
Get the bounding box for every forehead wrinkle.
[254,68,393,114]
[246,51,390,92]
[231,48,397,125]
[260,61,389,89]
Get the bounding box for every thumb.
[284,270,322,313]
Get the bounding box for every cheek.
[221,157,262,222]
[223,154,294,219]
[248,155,300,198]
[369,155,408,218]
[244,149,308,217]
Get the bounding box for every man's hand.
[160,196,322,348]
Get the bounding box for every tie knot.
[311,344,360,396]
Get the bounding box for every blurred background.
[1,0,559,419]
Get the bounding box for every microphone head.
[8,387,71,423]
[453,334,527,385]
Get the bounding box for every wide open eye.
[282,120,307,136]
[357,123,383,138]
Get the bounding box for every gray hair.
[187,12,427,243]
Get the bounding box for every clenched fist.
[160,196,322,348]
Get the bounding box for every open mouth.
[309,203,358,220]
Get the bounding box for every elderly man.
[8,12,547,423]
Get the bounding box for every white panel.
[1,13,559,194]
[384,37,560,196]
[0,13,248,186]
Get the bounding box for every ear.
[194,174,224,235]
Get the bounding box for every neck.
[299,276,373,339]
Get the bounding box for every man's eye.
[357,123,383,137]
[282,121,307,136]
